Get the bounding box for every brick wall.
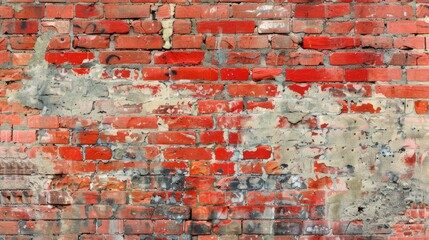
[1,0,429,238]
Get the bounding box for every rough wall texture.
[1,0,429,239]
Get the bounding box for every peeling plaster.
[238,85,429,233]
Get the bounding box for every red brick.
[48,36,71,50]
[330,52,383,65]
[14,5,45,19]
[247,192,275,205]
[154,51,205,65]
[225,52,261,65]
[0,6,13,18]
[192,206,228,220]
[240,161,263,174]
[308,177,333,189]
[0,69,22,82]
[200,131,226,144]
[361,36,392,49]
[294,4,350,18]
[40,131,70,144]
[1,130,12,142]
[156,4,171,19]
[46,4,74,19]
[86,147,112,160]
[346,68,402,82]
[247,101,275,110]
[92,175,125,191]
[415,100,429,114]
[190,161,210,175]
[172,35,203,49]
[266,52,324,66]
[271,35,299,49]
[12,130,37,143]
[390,52,429,65]
[0,52,10,65]
[173,20,192,34]
[45,52,95,65]
[142,67,169,80]
[252,68,283,81]
[301,190,325,205]
[350,101,382,113]
[355,21,384,34]
[164,147,213,160]
[97,220,124,234]
[41,20,70,34]
[160,116,214,129]
[185,221,212,235]
[154,220,183,234]
[113,204,154,219]
[417,4,429,17]
[76,4,104,18]
[171,67,218,81]
[232,4,291,18]
[221,68,250,81]
[28,146,58,159]
[101,191,126,204]
[228,84,278,97]
[74,36,110,49]
[354,4,412,18]
[59,146,83,161]
[394,36,425,49]
[7,0,34,2]
[0,38,7,50]
[0,221,18,234]
[115,36,163,49]
[87,205,113,218]
[199,191,225,204]
[99,51,151,64]
[292,20,323,33]
[12,53,32,66]
[286,68,345,82]
[28,116,59,129]
[153,161,187,173]
[124,220,153,234]
[376,85,429,98]
[198,100,244,114]
[303,36,360,50]
[176,5,229,18]
[215,146,235,160]
[132,20,162,34]
[387,20,429,34]
[197,21,255,34]
[73,20,130,34]
[243,146,272,159]
[2,20,38,34]
[258,20,290,34]
[238,36,269,49]
[105,5,150,18]
[71,0,98,2]
[407,69,429,81]
[325,21,354,34]
[100,130,144,143]
[147,132,197,145]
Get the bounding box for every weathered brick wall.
[1,0,429,238]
